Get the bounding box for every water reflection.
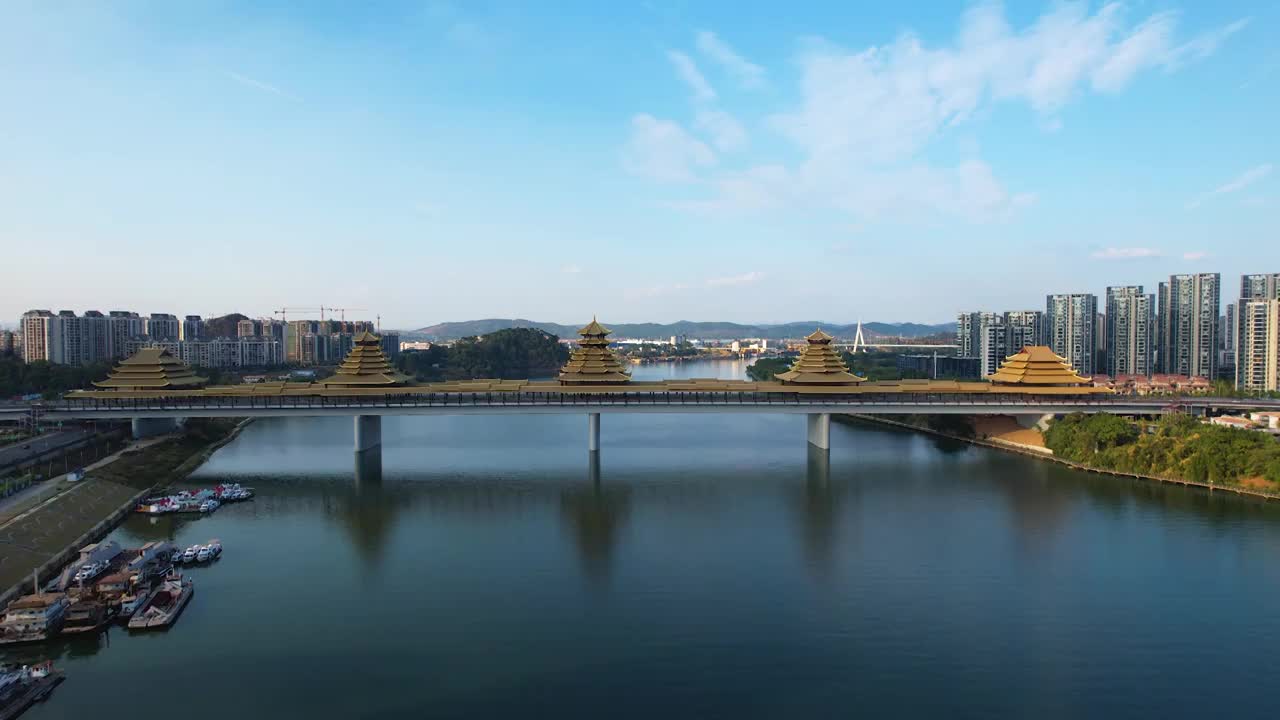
[559,453,630,585]
[795,447,841,580]
[331,455,397,572]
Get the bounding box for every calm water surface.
[9,359,1280,718]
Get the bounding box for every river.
[8,358,1280,718]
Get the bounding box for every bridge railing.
[33,390,1196,414]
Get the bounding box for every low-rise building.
[1210,416,1257,430]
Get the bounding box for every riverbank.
[839,414,1280,502]
[0,418,250,604]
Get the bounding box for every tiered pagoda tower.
[986,345,1095,387]
[93,348,207,391]
[320,331,410,387]
[559,318,631,385]
[776,329,866,385]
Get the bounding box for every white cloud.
[667,50,716,101]
[696,31,766,89]
[224,71,297,100]
[622,114,716,182]
[1187,164,1273,208]
[1091,247,1162,260]
[694,109,747,151]
[1182,251,1208,261]
[706,271,765,287]
[561,264,583,274]
[631,5,1244,223]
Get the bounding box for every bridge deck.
[14,391,1277,420]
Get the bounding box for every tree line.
[395,328,570,381]
[1045,412,1280,486]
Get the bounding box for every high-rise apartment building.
[1045,294,1097,375]
[20,310,54,363]
[978,318,1006,377]
[0,330,13,356]
[380,332,401,359]
[957,312,1005,375]
[1157,273,1219,378]
[1237,299,1280,392]
[20,309,106,366]
[106,311,145,360]
[181,315,204,341]
[1236,273,1280,390]
[146,313,181,341]
[1003,311,1044,352]
[237,319,259,338]
[1105,286,1152,377]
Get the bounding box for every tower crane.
[322,307,368,322]
[272,307,323,324]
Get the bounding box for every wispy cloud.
[224,71,298,100]
[1187,164,1273,208]
[622,114,716,182]
[1091,247,1162,260]
[706,271,764,287]
[630,4,1245,224]
[694,109,747,151]
[1182,251,1209,261]
[667,51,716,101]
[561,264,583,274]
[696,31,766,89]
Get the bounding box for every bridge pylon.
[807,413,831,451]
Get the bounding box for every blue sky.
[2,1,1276,329]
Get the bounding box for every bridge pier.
[131,417,180,439]
[354,415,382,453]
[588,413,600,452]
[807,413,831,451]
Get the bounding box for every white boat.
[195,546,212,563]
[181,547,198,563]
[198,500,215,513]
[206,539,222,558]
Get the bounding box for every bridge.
[14,324,1277,460]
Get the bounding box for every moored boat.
[59,599,116,635]
[0,594,69,646]
[0,661,64,720]
[127,575,193,630]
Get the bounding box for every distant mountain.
[411,319,954,341]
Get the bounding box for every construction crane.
[272,307,323,324]
[322,307,368,322]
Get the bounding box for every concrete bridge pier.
[132,417,180,439]
[588,413,601,452]
[354,415,382,453]
[807,413,831,451]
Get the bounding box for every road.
[0,427,94,473]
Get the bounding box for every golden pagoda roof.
[93,348,207,390]
[578,318,609,337]
[320,332,411,387]
[560,318,631,384]
[986,345,1092,385]
[776,328,866,385]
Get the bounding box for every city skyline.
[2,1,1277,326]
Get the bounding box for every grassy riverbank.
[843,412,1280,499]
[0,418,244,599]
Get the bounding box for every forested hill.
[412,319,953,341]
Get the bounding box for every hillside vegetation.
[396,328,569,381]
[414,319,954,341]
[1045,413,1280,487]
